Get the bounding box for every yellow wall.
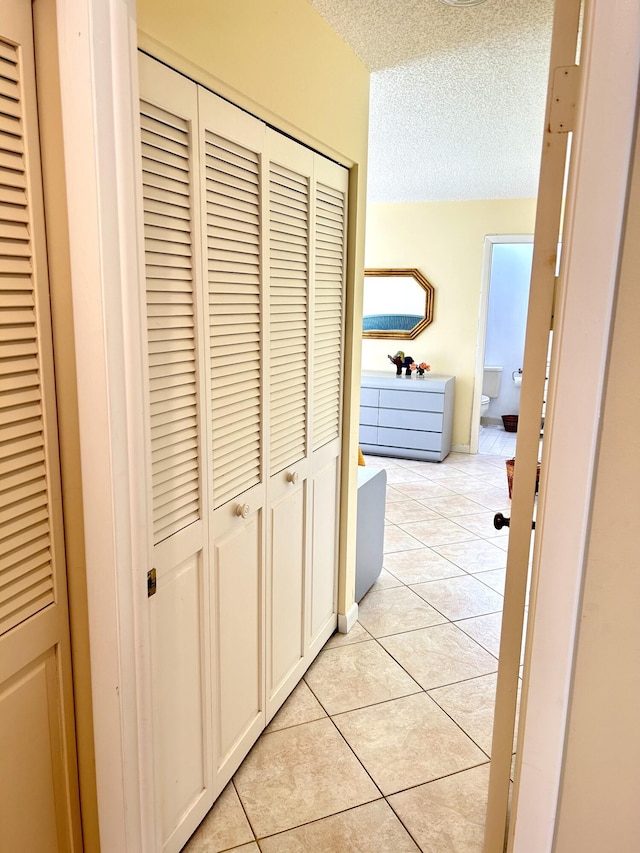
[363,199,537,450]
[136,0,369,165]
[136,0,370,614]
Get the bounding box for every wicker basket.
[506,457,541,499]
[506,458,515,498]
[502,414,519,432]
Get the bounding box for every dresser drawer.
[377,427,442,453]
[379,388,445,413]
[359,424,378,445]
[359,406,378,426]
[378,408,443,432]
[360,387,379,407]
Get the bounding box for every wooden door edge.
[33,0,100,848]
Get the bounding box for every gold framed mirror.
[362,268,435,340]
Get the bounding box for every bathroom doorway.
[470,236,534,454]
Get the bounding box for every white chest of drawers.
[359,371,455,462]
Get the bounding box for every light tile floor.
[478,423,518,456]
[183,429,520,853]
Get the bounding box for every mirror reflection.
[362,268,435,340]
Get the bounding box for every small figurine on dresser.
[388,351,404,375]
[388,351,414,376]
[415,362,431,377]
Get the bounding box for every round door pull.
[286,471,299,484]
[235,503,250,518]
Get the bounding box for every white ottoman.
[355,466,387,602]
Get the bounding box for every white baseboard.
[451,444,470,454]
[338,602,358,634]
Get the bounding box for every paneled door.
[264,135,348,716]
[307,158,348,658]
[139,56,213,853]
[138,52,349,850]
[198,85,267,794]
[265,131,314,719]
[0,1,81,849]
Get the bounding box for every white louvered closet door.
[138,55,212,853]
[268,148,310,476]
[307,155,348,655]
[137,55,349,839]
[198,86,266,794]
[0,3,81,849]
[265,131,314,718]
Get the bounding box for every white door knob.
[286,471,299,485]
[235,503,250,518]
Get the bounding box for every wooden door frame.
[51,0,157,849]
[31,0,100,846]
[510,0,640,848]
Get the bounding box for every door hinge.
[147,568,157,597]
[549,65,580,133]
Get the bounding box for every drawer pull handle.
[235,503,250,519]
[286,471,299,485]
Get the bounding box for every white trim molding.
[56,0,155,849]
[451,443,471,454]
[338,602,359,634]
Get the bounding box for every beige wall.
[553,112,640,852]
[136,0,370,612]
[363,199,536,449]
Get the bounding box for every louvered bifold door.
[198,87,267,795]
[307,155,349,656]
[202,94,263,512]
[267,134,312,476]
[311,160,348,454]
[265,132,314,719]
[0,3,81,849]
[138,54,212,853]
[0,37,54,638]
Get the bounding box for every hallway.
[183,438,521,852]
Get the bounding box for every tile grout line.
[202,445,517,852]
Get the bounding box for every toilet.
[481,366,503,420]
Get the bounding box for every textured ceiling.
[308,0,554,202]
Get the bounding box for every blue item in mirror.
[363,313,423,332]
[363,269,435,341]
